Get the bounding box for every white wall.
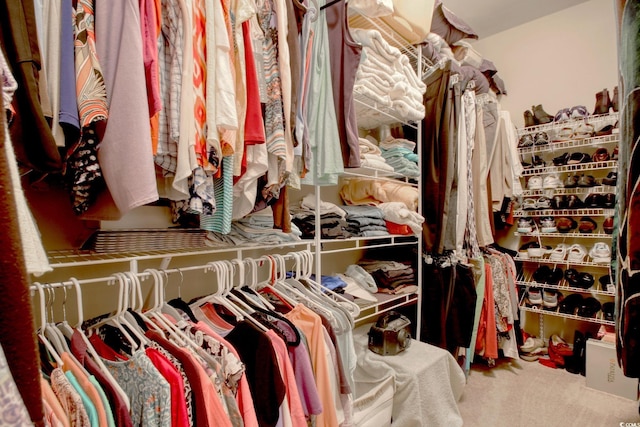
[470,0,618,127]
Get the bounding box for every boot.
[532,104,554,125]
[565,331,585,375]
[593,88,611,115]
[612,86,619,112]
[523,110,535,127]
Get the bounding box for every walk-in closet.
[0,0,639,426]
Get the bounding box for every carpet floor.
[458,357,640,426]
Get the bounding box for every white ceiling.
[440,0,591,38]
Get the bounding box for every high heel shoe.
[523,110,535,127]
[593,88,611,115]
[532,104,554,125]
[612,86,619,112]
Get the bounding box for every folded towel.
[358,137,382,156]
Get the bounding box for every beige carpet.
[458,358,640,426]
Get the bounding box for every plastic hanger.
[56,285,75,340]
[67,277,131,411]
[159,270,185,322]
[89,273,140,352]
[120,272,151,347]
[240,257,276,311]
[34,282,64,368]
[142,269,189,346]
[256,255,298,310]
[42,285,71,355]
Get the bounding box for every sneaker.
[567,244,587,262]
[520,346,549,362]
[556,216,578,233]
[528,287,543,305]
[517,217,534,233]
[589,242,611,263]
[549,244,569,261]
[602,171,617,186]
[543,290,560,308]
[520,337,546,353]
[543,174,563,189]
[522,198,538,210]
[599,275,615,293]
[537,196,552,209]
[528,243,549,258]
[528,175,543,190]
[540,216,557,233]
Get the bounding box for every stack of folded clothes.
[351,28,426,128]
[379,137,420,178]
[378,202,424,235]
[358,136,394,172]
[357,259,417,295]
[342,205,389,237]
[205,207,302,247]
[340,177,419,211]
[290,194,353,239]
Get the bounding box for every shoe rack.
[513,112,618,337]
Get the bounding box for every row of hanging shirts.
[33,250,361,427]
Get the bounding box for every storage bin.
[586,339,639,401]
[353,374,395,427]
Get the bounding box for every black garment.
[419,61,459,254]
[616,0,640,377]
[225,320,286,427]
[0,0,62,172]
[420,257,477,356]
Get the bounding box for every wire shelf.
[515,231,613,239]
[520,160,618,176]
[513,208,614,217]
[514,255,612,268]
[516,112,619,136]
[520,185,616,197]
[519,304,614,326]
[518,133,619,155]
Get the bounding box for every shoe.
[578,216,597,233]
[559,293,584,315]
[603,216,614,234]
[554,108,572,123]
[567,244,588,262]
[519,241,539,259]
[520,346,549,362]
[595,124,614,136]
[532,104,554,125]
[612,145,619,160]
[551,195,568,209]
[533,266,552,284]
[602,193,615,208]
[529,244,551,258]
[521,337,546,353]
[540,216,557,233]
[603,302,615,321]
[565,331,586,375]
[531,155,546,168]
[576,272,595,289]
[564,175,579,188]
[528,287,543,305]
[518,134,534,148]
[577,297,601,318]
[553,152,570,166]
[517,217,535,233]
[602,171,617,186]
[552,127,574,142]
[564,268,580,287]
[522,198,538,210]
[570,105,589,120]
[556,217,578,233]
[593,88,611,115]
[549,244,569,261]
[528,175,543,190]
[568,152,591,165]
[543,174,562,189]
[547,267,564,286]
[589,242,611,263]
[577,175,598,187]
[584,193,604,208]
[543,289,560,308]
[571,122,595,139]
[591,148,610,162]
[612,86,619,112]
[549,334,574,357]
[566,195,584,209]
[524,110,535,127]
[534,131,550,146]
[537,196,552,209]
[599,275,615,293]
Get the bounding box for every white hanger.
[142,269,188,346]
[42,285,71,355]
[120,272,151,347]
[67,277,131,411]
[34,282,64,368]
[89,273,139,352]
[257,255,299,309]
[241,257,276,311]
[159,270,185,321]
[56,285,75,340]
